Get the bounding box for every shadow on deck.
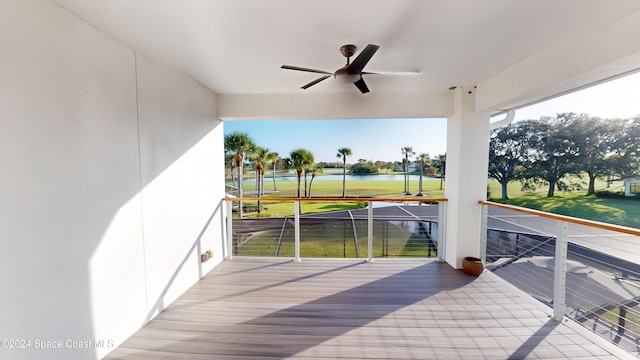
[105,258,634,359]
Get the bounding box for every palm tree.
[224,132,255,218]
[307,164,323,197]
[336,147,352,197]
[401,147,415,195]
[400,160,407,193]
[225,152,236,186]
[285,148,314,198]
[436,153,446,190]
[416,153,430,196]
[247,146,270,214]
[303,163,310,197]
[267,151,279,191]
[258,147,271,195]
[302,160,318,197]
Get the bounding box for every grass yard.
[237,177,444,218]
[578,305,640,341]
[236,219,436,258]
[240,200,369,218]
[231,173,639,229]
[487,179,640,229]
[243,178,445,198]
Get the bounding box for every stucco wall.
[0,1,223,359]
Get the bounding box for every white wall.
[135,55,224,319]
[0,1,223,359]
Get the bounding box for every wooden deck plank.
[104,258,635,359]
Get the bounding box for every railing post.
[437,201,446,262]
[367,200,373,262]
[553,220,569,321]
[226,199,233,260]
[480,203,488,262]
[294,200,301,262]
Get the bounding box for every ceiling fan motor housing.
[334,67,360,84]
[340,44,357,59]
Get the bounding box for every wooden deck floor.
[104,258,634,359]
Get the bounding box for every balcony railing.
[480,200,640,357]
[222,197,447,262]
[221,196,640,355]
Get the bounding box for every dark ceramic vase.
[462,256,484,276]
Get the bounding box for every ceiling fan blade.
[353,77,370,94]
[362,71,421,75]
[301,75,332,89]
[281,65,332,75]
[347,44,379,75]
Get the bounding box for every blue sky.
[224,72,640,163]
[224,117,447,163]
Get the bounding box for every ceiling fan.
[281,44,418,94]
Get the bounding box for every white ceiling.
[54,0,640,99]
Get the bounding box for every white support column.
[444,87,491,268]
[226,200,233,260]
[294,201,301,262]
[553,221,569,321]
[367,201,373,262]
[437,201,446,262]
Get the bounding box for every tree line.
[224,132,446,217]
[224,113,639,217]
[489,113,640,199]
[225,132,332,217]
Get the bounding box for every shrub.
[349,161,379,174]
[242,203,260,212]
[594,189,638,199]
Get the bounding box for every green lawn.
[237,220,436,258]
[230,172,640,229]
[237,177,445,218]
[488,179,640,229]
[243,178,445,198]
[581,305,640,340]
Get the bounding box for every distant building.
[396,164,419,172]
[624,178,640,197]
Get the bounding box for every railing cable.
[347,210,361,258]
